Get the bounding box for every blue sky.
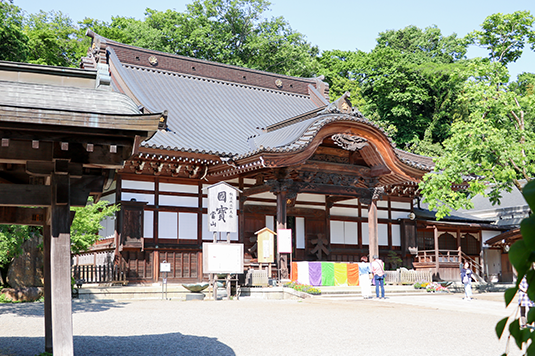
[15,0,535,79]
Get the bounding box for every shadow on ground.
[0,333,235,356]
[0,300,128,317]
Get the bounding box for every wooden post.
[479,230,484,280]
[43,224,52,353]
[368,200,378,261]
[50,173,73,356]
[276,190,288,279]
[434,225,439,277]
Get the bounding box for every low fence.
[72,264,127,284]
[384,269,433,285]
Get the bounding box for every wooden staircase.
[413,249,485,282]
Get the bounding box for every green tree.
[70,197,120,254]
[0,225,38,286]
[467,10,535,66]
[320,26,469,152]
[0,198,119,285]
[496,181,535,355]
[420,12,535,219]
[81,0,320,77]
[0,0,29,62]
[24,10,87,67]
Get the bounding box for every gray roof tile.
[108,49,318,156]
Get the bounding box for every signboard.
[278,229,292,253]
[206,182,240,232]
[202,242,244,274]
[160,262,171,273]
[256,227,275,263]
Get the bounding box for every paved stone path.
[0,292,524,356]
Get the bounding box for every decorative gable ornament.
[205,182,242,233]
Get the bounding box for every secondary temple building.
[77,31,510,284]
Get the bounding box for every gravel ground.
[0,292,524,356]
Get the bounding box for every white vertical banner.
[278,229,292,253]
[206,182,241,233]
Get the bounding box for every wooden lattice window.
[439,232,457,250]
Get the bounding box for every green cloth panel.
[321,262,335,286]
[334,263,348,286]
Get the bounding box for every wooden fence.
[384,269,433,285]
[72,264,127,284]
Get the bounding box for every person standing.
[519,276,534,328]
[359,256,372,299]
[460,262,475,301]
[371,255,385,299]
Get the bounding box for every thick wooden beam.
[241,184,271,197]
[0,207,46,225]
[50,174,73,356]
[0,184,50,206]
[298,183,372,199]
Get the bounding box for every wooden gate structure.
[0,62,164,355]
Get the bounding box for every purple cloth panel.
[309,262,322,286]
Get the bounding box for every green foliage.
[0,225,38,269]
[70,197,120,254]
[420,59,535,219]
[0,0,28,62]
[467,11,535,66]
[386,251,402,269]
[24,10,87,67]
[319,26,469,150]
[498,181,535,354]
[79,0,320,77]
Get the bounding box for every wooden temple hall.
[75,31,507,284]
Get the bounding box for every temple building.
[76,31,509,284]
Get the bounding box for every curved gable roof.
[108,48,319,155]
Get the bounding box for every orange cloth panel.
[347,263,359,286]
[291,262,298,281]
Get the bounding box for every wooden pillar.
[434,225,439,277]
[479,230,484,279]
[368,200,378,261]
[276,190,288,279]
[456,228,462,265]
[43,224,52,354]
[50,173,73,356]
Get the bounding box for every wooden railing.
[415,249,484,282]
[72,264,127,284]
[416,250,461,264]
[384,269,433,285]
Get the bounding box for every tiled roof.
[0,80,140,116]
[108,49,319,156]
[0,79,162,132]
[246,112,435,171]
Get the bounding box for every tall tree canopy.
[80,0,320,77]
[420,11,535,219]
[0,0,28,62]
[319,26,469,153]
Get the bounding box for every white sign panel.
[202,242,244,274]
[160,262,171,273]
[207,182,238,232]
[278,229,293,253]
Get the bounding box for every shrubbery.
[284,282,321,295]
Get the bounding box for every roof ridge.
[89,31,318,84]
[122,63,312,99]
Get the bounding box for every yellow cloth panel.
[334,263,348,286]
